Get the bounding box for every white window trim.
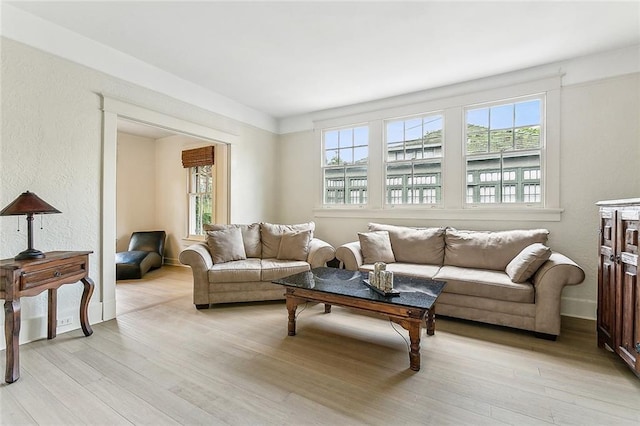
[187,164,214,238]
[383,111,445,207]
[319,122,372,208]
[463,93,546,208]
[313,74,563,222]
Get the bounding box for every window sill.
[313,206,563,222]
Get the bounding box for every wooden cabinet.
[597,199,639,377]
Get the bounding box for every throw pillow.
[261,222,315,259]
[358,231,396,265]
[505,243,552,283]
[444,228,549,271]
[206,227,247,264]
[204,223,261,258]
[368,223,445,265]
[277,230,312,261]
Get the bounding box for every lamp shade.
[0,191,61,216]
[1,191,61,260]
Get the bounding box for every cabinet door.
[616,209,639,373]
[598,209,617,349]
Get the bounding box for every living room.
[1,1,639,424]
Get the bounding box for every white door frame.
[101,96,235,320]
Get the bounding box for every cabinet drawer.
[20,261,86,291]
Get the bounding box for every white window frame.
[187,165,214,237]
[464,94,545,207]
[384,112,444,207]
[321,124,369,206]
[313,73,562,222]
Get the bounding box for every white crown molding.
[0,4,278,134]
[279,44,640,134]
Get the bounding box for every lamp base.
[15,248,45,260]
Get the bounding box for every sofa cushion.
[277,230,312,261]
[205,223,262,258]
[359,262,441,280]
[506,243,552,283]
[261,259,310,281]
[206,227,247,264]
[208,258,262,283]
[261,222,315,259]
[358,231,396,264]
[434,265,534,303]
[444,228,549,271]
[368,223,445,265]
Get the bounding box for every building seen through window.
[321,95,545,207]
[465,97,543,204]
[385,114,443,205]
[323,126,369,204]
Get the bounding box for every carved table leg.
[426,306,436,336]
[324,304,332,313]
[80,277,95,336]
[286,296,298,336]
[408,321,422,372]
[48,288,57,339]
[4,299,21,383]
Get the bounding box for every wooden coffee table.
[272,267,446,371]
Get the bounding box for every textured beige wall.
[276,73,640,320]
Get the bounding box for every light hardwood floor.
[1,265,639,425]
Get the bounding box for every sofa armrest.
[179,243,213,306]
[532,252,585,335]
[307,238,336,268]
[336,241,363,271]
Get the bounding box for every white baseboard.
[103,297,116,321]
[164,257,183,266]
[561,297,596,320]
[0,302,104,350]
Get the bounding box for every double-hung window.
[188,165,213,236]
[465,96,543,205]
[385,114,443,205]
[182,145,215,237]
[322,126,369,205]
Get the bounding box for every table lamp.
[0,191,61,260]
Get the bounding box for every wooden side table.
[0,251,95,383]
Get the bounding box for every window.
[315,74,561,220]
[323,126,369,204]
[182,146,215,237]
[188,165,213,236]
[385,114,443,205]
[465,97,543,205]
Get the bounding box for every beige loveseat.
[180,222,335,308]
[336,223,585,339]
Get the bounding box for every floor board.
[1,265,639,425]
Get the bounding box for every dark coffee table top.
[273,267,446,310]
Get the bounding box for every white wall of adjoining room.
[0,38,280,349]
[117,132,213,265]
[277,69,640,321]
[116,132,157,252]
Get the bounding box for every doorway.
[102,96,234,321]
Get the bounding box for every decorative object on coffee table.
[0,191,61,260]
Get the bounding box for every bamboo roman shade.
[182,146,215,168]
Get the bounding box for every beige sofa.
[180,222,335,308]
[336,223,585,338]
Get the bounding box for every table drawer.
[20,261,86,291]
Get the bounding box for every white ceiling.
[7,1,640,120]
